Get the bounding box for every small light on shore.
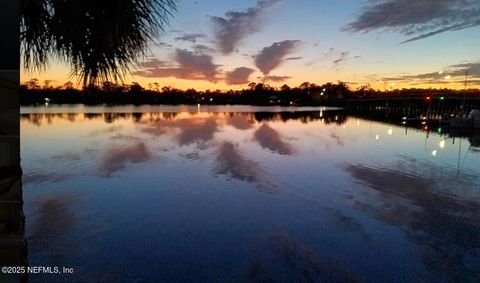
[375,134,380,140]
[432,150,437,157]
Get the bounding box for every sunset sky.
[21,0,480,90]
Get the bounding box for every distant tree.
[21,0,177,86]
[280,84,291,92]
[63,81,75,89]
[26,78,40,89]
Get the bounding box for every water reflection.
[20,106,479,282]
[247,233,365,282]
[343,158,480,282]
[214,142,278,192]
[254,124,295,155]
[99,141,151,176]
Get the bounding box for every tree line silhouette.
[21,79,480,106]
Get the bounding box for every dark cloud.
[211,0,281,54]
[99,141,151,176]
[261,75,291,82]
[174,33,207,43]
[138,58,171,69]
[285,56,302,61]
[379,60,480,85]
[255,40,301,75]
[213,142,278,192]
[345,0,480,43]
[253,123,294,155]
[226,67,255,85]
[333,51,350,67]
[192,44,215,54]
[134,49,220,82]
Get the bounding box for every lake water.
[20,105,479,282]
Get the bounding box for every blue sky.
[23,0,480,90]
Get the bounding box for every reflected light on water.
[19,106,480,282]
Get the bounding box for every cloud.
[134,49,220,82]
[255,40,301,75]
[345,0,480,43]
[174,33,207,43]
[333,51,349,66]
[211,0,281,54]
[285,56,302,61]
[261,75,291,82]
[192,44,215,54]
[226,67,255,85]
[379,60,480,85]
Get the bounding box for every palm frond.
[21,0,177,86]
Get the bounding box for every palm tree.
[21,0,177,86]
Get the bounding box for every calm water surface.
[21,105,480,282]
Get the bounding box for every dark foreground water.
[21,105,479,282]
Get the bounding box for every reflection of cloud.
[23,171,71,184]
[329,131,345,146]
[51,152,81,161]
[213,142,278,192]
[177,118,218,146]
[227,114,253,130]
[225,67,255,85]
[142,118,219,146]
[211,0,281,54]
[134,49,220,82]
[99,141,151,176]
[343,159,480,282]
[328,210,371,240]
[87,125,123,137]
[255,40,301,75]
[246,233,365,282]
[345,0,480,43]
[254,124,294,155]
[29,193,79,261]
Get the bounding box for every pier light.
[425,96,431,101]
[375,134,380,140]
[432,150,437,157]
[387,127,393,135]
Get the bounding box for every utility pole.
[462,70,468,115]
